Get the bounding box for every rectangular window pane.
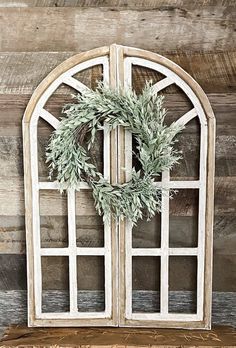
[42,256,69,313]
[39,190,68,248]
[169,256,197,314]
[170,118,200,180]
[76,215,104,248]
[169,189,198,247]
[77,256,105,312]
[75,189,103,247]
[132,214,161,248]
[132,256,160,313]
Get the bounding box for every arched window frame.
[23,45,215,329]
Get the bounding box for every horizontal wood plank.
[1,93,236,136]
[0,215,235,255]
[1,93,236,132]
[1,51,236,94]
[0,291,235,329]
[0,215,104,254]
[1,0,236,8]
[0,7,235,52]
[0,249,235,291]
[0,218,235,284]
[0,177,235,216]
[0,178,98,216]
[0,134,235,179]
[0,255,27,290]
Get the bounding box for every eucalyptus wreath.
[46,83,184,224]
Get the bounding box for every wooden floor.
[0,326,235,347]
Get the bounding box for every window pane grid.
[35,57,112,318]
[38,182,111,315]
[38,188,110,316]
[128,172,202,319]
[36,54,112,317]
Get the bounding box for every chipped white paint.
[40,109,60,129]
[131,248,198,257]
[67,188,77,313]
[151,76,173,94]
[63,76,90,93]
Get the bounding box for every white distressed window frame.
[123,57,207,322]
[23,47,118,327]
[23,44,215,329]
[117,46,215,329]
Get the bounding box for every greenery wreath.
[46,83,184,224]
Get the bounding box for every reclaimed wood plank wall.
[0,0,235,330]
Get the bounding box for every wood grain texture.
[0,55,234,294]
[1,0,236,7]
[1,51,236,94]
[0,325,235,347]
[0,179,98,216]
[1,93,236,134]
[0,291,235,329]
[0,0,233,331]
[0,7,235,52]
[0,215,103,254]
[0,255,27,290]
[0,0,234,326]
[0,133,234,180]
[0,219,235,292]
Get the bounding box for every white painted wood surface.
[132,248,198,256]
[63,76,89,93]
[23,44,215,328]
[151,77,173,94]
[68,188,77,313]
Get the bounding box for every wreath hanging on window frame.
[46,83,184,224]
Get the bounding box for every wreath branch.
[46,82,184,224]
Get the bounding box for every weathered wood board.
[0,177,234,216]
[1,324,236,348]
[0,241,235,292]
[0,0,235,329]
[1,0,236,7]
[0,291,235,329]
[1,52,236,94]
[0,7,235,52]
[0,132,235,177]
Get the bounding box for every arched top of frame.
[23,44,215,130]
[23,46,110,124]
[123,46,215,122]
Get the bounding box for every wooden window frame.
[23,44,215,329]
